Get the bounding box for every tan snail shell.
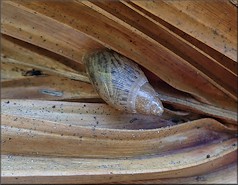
[83,49,164,116]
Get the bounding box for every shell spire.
[83,49,164,116]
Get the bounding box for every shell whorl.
[83,49,164,116]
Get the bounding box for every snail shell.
[83,50,164,116]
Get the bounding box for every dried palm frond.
[1,0,237,184]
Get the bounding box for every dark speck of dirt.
[206,154,210,158]
[52,105,56,108]
[195,176,206,181]
[23,69,43,76]
[212,29,218,35]
[129,118,138,123]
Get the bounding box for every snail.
[83,49,164,116]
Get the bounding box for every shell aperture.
[83,50,164,116]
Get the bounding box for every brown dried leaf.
[1,113,237,183]
[1,35,89,82]
[131,0,237,61]
[2,0,236,110]
[1,1,104,63]
[1,76,97,101]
